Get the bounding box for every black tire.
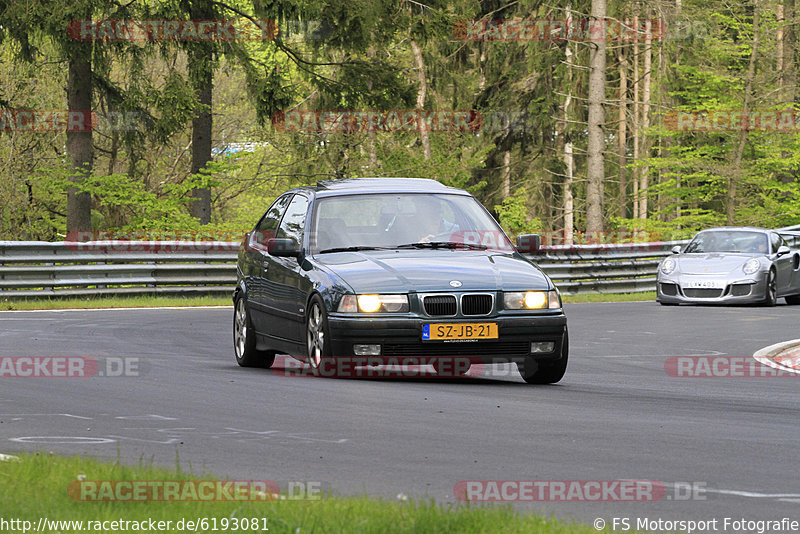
[763,269,777,307]
[305,295,353,377]
[786,294,800,305]
[517,328,569,384]
[233,294,276,368]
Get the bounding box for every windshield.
[684,231,769,254]
[310,193,513,254]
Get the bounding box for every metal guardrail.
[1,224,798,299]
[0,241,239,298]
[529,240,686,294]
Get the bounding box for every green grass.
[0,453,604,533]
[0,292,655,311]
[561,291,655,303]
[0,295,232,310]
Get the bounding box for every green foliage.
[494,188,542,237]
[3,0,800,242]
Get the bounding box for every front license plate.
[684,279,725,289]
[422,323,498,341]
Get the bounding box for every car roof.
[698,227,771,234]
[284,178,469,198]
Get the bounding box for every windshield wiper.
[394,241,488,250]
[317,246,391,254]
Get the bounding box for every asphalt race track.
[1,302,799,527]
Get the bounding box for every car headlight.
[337,294,409,313]
[661,258,676,275]
[743,258,761,275]
[504,290,561,310]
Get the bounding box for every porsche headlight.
[337,294,409,313]
[504,290,561,310]
[743,258,761,275]
[661,258,676,275]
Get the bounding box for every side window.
[276,194,310,247]
[252,195,292,248]
[770,233,782,254]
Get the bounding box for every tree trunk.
[410,39,431,161]
[585,0,607,236]
[778,2,785,85]
[777,0,794,97]
[367,40,378,169]
[779,0,795,183]
[188,2,214,224]
[639,17,652,220]
[502,150,511,199]
[617,45,627,220]
[562,4,575,245]
[188,46,213,224]
[656,33,665,220]
[729,2,760,225]
[673,0,682,222]
[66,40,93,235]
[632,19,640,222]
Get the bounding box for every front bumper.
[656,274,768,304]
[325,313,567,364]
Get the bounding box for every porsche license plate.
[684,279,725,289]
[422,323,498,341]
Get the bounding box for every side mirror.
[516,234,541,253]
[671,245,682,254]
[777,245,791,257]
[267,238,301,258]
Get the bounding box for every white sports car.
[656,227,800,306]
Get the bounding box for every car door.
[243,194,293,331]
[771,232,793,294]
[264,193,312,344]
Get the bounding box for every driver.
[414,198,456,243]
[700,233,718,253]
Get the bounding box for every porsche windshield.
[684,231,769,254]
[310,193,513,254]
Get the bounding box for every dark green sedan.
[233,178,568,384]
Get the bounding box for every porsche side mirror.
[777,245,791,257]
[671,245,682,254]
[516,234,541,253]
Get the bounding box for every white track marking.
[753,339,800,375]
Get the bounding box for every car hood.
[676,253,759,275]
[314,250,552,293]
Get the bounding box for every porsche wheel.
[763,270,777,307]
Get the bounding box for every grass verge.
[0,292,656,310]
[0,291,656,311]
[561,291,655,304]
[0,295,232,311]
[0,453,602,533]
